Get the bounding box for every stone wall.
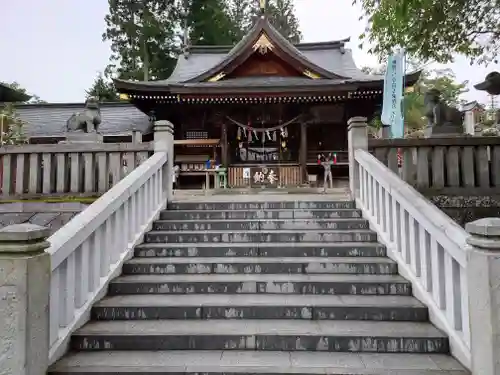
[427,194,500,227]
[0,202,88,234]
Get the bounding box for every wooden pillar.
[221,121,228,167]
[300,121,307,184]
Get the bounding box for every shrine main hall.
[114,10,418,189]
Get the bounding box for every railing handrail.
[369,135,500,148]
[48,151,167,271]
[355,149,468,265]
[0,142,153,154]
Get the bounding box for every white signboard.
[242,168,250,179]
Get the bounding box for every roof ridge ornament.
[253,33,274,54]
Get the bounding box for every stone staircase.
[49,198,468,374]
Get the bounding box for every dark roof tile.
[14,102,151,137]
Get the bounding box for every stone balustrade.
[0,120,173,373]
[0,142,154,198]
[348,117,500,374]
[47,150,167,363]
[369,136,500,195]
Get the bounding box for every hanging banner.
[381,51,405,138]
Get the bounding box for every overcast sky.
[0,0,497,105]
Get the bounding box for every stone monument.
[61,97,103,143]
[423,88,464,137]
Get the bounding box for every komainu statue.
[424,89,463,137]
[66,97,102,133]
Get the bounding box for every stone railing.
[0,121,174,375]
[348,117,500,374]
[47,150,168,362]
[369,136,500,195]
[0,143,154,198]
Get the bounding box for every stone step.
[91,294,428,321]
[108,274,412,296]
[167,201,355,211]
[69,320,449,353]
[134,242,387,258]
[144,229,378,244]
[122,257,398,275]
[48,350,469,374]
[160,208,362,220]
[153,218,370,231]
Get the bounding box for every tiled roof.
[157,46,381,85]
[14,102,151,137]
[114,17,384,93]
[462,101,484,112]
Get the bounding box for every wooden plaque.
[249,166,280,187]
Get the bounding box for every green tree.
[85,73,119,102]
[1,81,45,104]
[0,103,28,145]
[103,0,179,81]
[355,0,500,64]
[362,67,468,131]
[266,0,302,44]
[421,68,469,108]
[186,0,238,45]
[226,0,254,41]
[233,0,302,43]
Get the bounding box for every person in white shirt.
[173,164,180,189]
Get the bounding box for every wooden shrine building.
[114,9,419,188]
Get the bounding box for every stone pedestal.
[0,224,51,375]
[154,120,174,201]
[466,217,500,375]
[378,125,391,139]
[59,132,103,144]
[424,124,463,138]
[347,117,368,199]
[131,130,142,143]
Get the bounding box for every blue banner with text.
[381,52,405,138]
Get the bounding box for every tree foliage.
[85,73,119,102]
[187,0,238,45]
[101,0,303,86]
[0,103,28,145]
[1,81,45,104]
[265,0,302,44]
[102,0,179,81]
[355,0,500,64]
[226,0,254,41]
[363,66,468,130]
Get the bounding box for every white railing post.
[466,217,500,375]
[347,117,368,198]
[0,224,51,375]
[154,120,174,201]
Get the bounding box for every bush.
[0,103,28,145]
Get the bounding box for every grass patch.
[0,196,100,204]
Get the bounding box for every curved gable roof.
[185,17,346,83]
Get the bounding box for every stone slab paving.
[91,294,429,322]
[172,190,351,202]
[0,202,88,234]
[49,350,469,374]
